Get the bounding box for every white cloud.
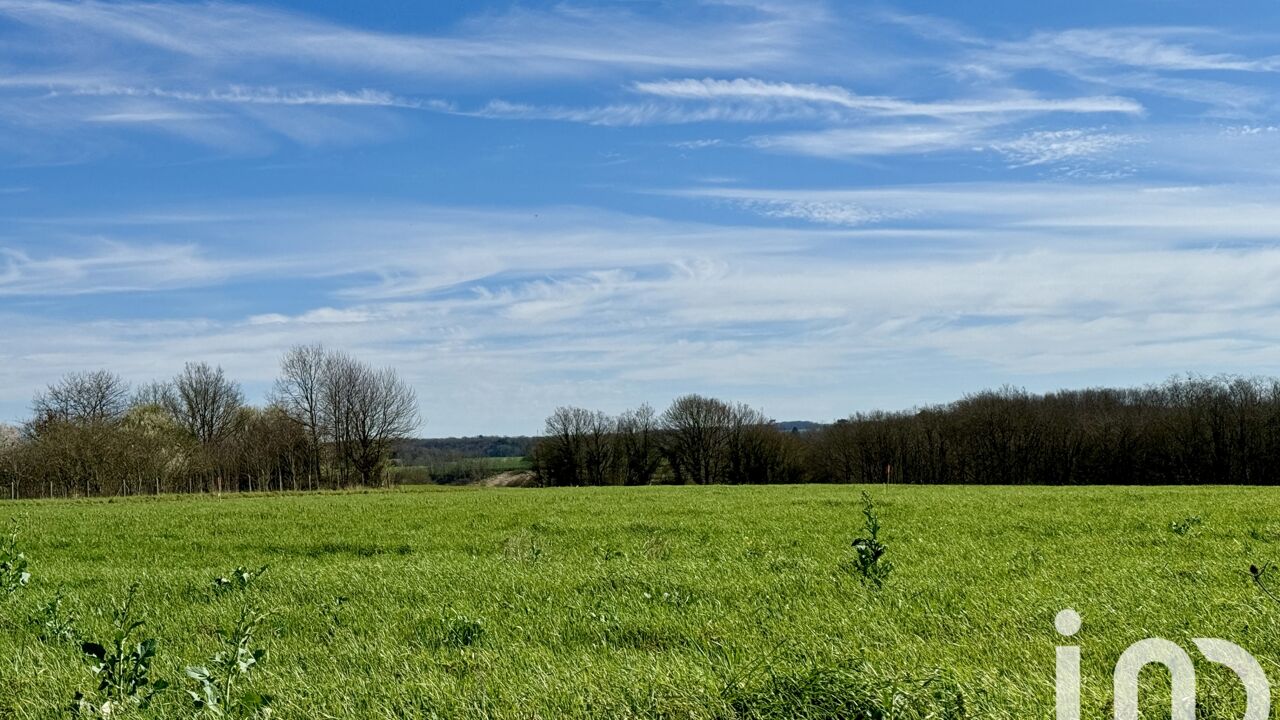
[475,77,1142,129]
[1001,28,1280,73]
[0,1,826,153]
[751,122,988,157]
[68,85,444,110]
[671,138,723,149]
[467,98,835,126]
[8,217,1280,433]
[0,242,238,295]
[86,110,223,123]
[0,0,819,79]
[964,26,1280,116]
[670,182,1280,240]
[734,199,914,226]
[987,128,1141,168]
[634,77,1143,117]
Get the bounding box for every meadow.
[1,484,1279,718]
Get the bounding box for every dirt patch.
[482,471,538,487]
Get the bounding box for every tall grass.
[0,484,1276,717]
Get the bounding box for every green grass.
[2,484,1279,718]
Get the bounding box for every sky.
[3,1,1280,436]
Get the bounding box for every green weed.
[414,612,485,649]
[71,583,168,716]
[212,565,269,594]
[32,589,79,644]
[0,522,31,596]
[185,605,272,717]
[848,492,893,588]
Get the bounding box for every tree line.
[0,345,418,499]
[532,396,807,486]
[8,371,1280,496]
[533,376,1280,486]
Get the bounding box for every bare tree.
[344,365,420,486]
[32,370,130,426]
[723,402,777,484]
[249,405,310,492]
[580,409,615,485]
[536,406,597,486]
[132,380,176,410]
[272,344,327,489]
[661,394,734,485]
[615,404,661,485]
[24,371,133,496]
[284,349,421,488]
[170,362,245,446]
[2,349,424,498]
[319,351,360,485]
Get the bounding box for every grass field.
[2,484,1279,718]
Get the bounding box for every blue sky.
[3,1,1280,436]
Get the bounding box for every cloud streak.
[0,0,819,78]
[993,28,1280,73]
[633,78,1144,117]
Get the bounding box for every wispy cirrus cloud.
[633,77,1144,117]
[732,199,915,227]
[749,121,990,158]
[0,0,823,153]
[0,242,236,295]
[990,28,1280,74]
[0,0,820,79]
[468,77,1143,130]
[62,85,447,110]
[986,128,1141,170]
[467,98,837,126]
[671,182,1280,239]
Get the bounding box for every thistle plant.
[71,584,168,716]
[0,522,31,596]
[186,605,272,717]
[33,590,79,644]
[212,565,268,594]
[850,492,894,588]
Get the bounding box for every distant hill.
[393,435,538,464]
[775,420,823,433]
